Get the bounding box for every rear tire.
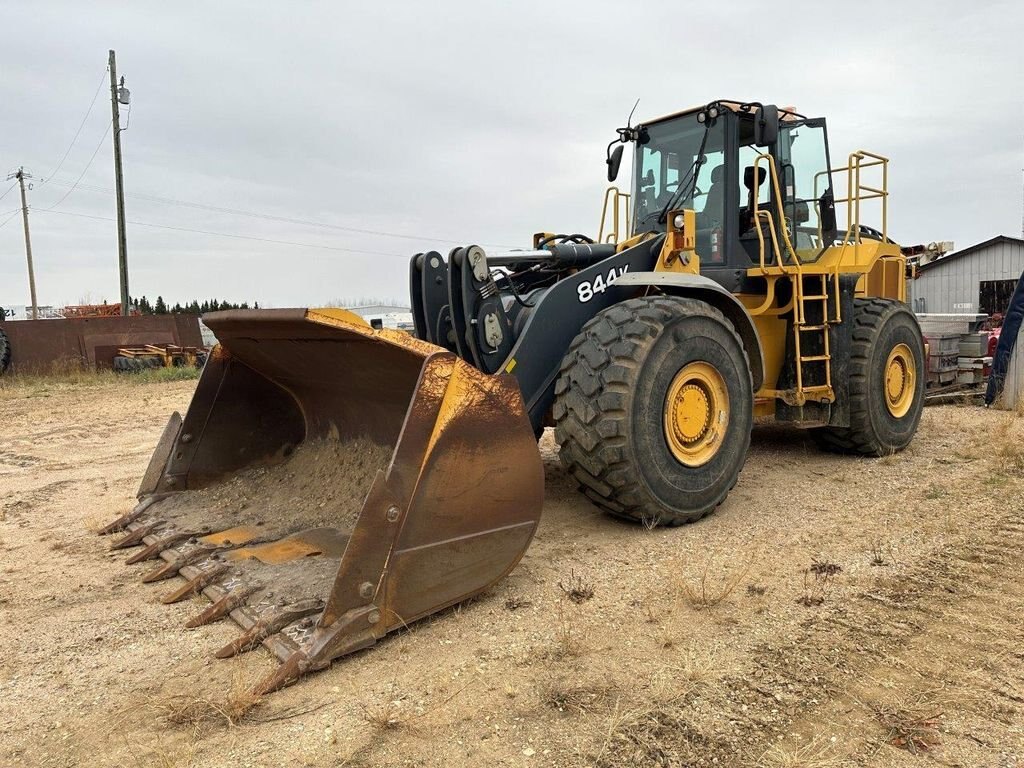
[813,298,924,456]
[0,328,10,374]
[553,296,753,526]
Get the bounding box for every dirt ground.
[1,378,1023,768]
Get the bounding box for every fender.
[613,271,765,392]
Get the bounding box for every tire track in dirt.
[733,499,1024,765]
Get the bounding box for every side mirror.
[754,104,779,147]
[819,188,837,238]
[607,144,624,182]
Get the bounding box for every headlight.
[708,105,720,119]
[673,213,685,230]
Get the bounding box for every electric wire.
[41,70,108,183]
[0,182,17,204]
[40,178,518,249]
[41,123,113,211]
[35,208,410,258]
[0,208,21,230]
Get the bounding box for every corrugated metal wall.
[908,239,1024,314]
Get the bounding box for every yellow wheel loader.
[100,100,924,693]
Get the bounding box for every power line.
[41,178,518,249]
[41,70,108,183]
[0,182,17,204]
[41,123,112,211]
[0,208,21,230]
[35,208,410,258]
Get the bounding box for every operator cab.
[621,101,838,291]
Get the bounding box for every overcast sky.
[1,0,1021,309]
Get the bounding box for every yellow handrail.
[598,186,632,244]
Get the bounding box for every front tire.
[813,298,925,456]
[553,296,753,526]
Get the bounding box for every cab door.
[777,118,838,261]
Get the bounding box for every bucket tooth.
[110,520,165,551]
[141,545,212,583]
[214,600,323,659]
[185,585,257,628]
[125,531,199,565]
[98,495,166,536]
[252,651,309,696]
[161,563,229,604]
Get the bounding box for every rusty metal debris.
[99,308,543,693]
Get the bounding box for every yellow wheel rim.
[884,343,916,418]
[663,362,730,467]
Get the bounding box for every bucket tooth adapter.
[101,308,543,692]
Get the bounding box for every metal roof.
[917,235,1024,273]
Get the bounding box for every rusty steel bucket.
[99,308,544,693]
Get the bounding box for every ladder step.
[797,324,828,331]
[799,354,831,362]
[800,295,828,301]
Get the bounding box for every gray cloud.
[1,0,1021,308]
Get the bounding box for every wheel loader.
[100,100,924,693]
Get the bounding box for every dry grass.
[503,589,531,611]
[539,676,614,715]
[551,597,583,659]
[809,558,842,577]
[869,538,897,567]
[360,696,416,733]
[152,674,262,736]
[125,733,199,768]
[558,568,595,604]
[797,563,838,607]
[872,694,944,754]
[992,414,1024,472]
[0,364,199,399]
[590,690,704,767]
[757,738,842,767]
[678,556,752,610]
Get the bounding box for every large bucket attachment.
[100,308,544,693]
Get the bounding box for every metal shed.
[909,235,1024,316]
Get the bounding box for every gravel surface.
[1,379,1022,767]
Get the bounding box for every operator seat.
[703,165,726,215]
[740,165,767,233]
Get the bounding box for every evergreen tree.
[154,296,167,315]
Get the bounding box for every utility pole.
[109,49,130,316]
[8,167,38,320]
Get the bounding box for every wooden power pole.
[8,167,38,320]
[109,49,130,316]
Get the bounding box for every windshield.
[632,114,726,245]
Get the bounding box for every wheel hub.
[664,362,730,467]
[883,343,916,418]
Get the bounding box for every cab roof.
[641,100,804,128]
